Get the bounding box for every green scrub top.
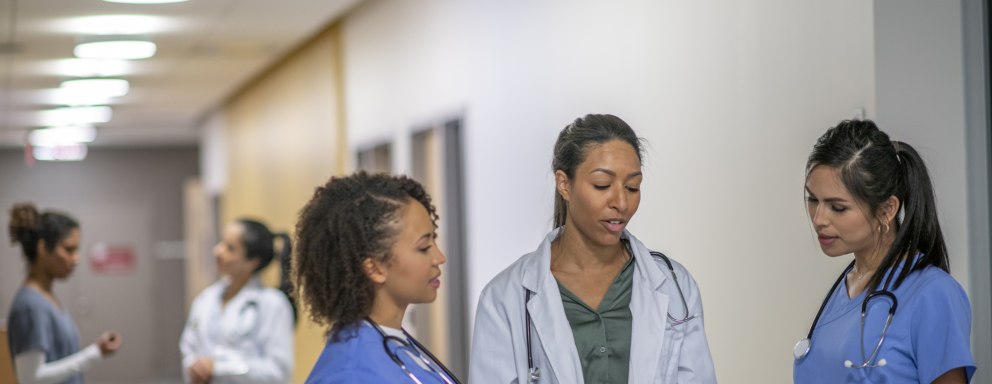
[556,256,635,384]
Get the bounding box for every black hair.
[552,114,644,227]
[8,203,79,264]
[293,171,437,340]
[236,218,298,326]
[806,119,948,291]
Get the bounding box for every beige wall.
[219,24,346,383]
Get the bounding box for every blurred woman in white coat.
[180,219,296,384]
[470,114,716,383]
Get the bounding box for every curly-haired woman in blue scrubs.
[794,120,976,383]
[293,172,460,383]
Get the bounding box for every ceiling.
[0,0,359,148]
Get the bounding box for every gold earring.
[884,223,890,234]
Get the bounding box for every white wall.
[342,1,875,381]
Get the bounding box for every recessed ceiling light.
[102,0,189,3]
[59,15,173,35]
[75,40,157,60]
[32,144,89,162]
[38,106,113,126]
[60,78,130,98]
[30,125,97,146]
[45,90,115,107]
[44,59,132,77]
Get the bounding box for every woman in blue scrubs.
[794,120,976,383]
[293,172,459,383]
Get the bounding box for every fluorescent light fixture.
[45,59,132,77]
[75,40,156,60]
[40,89,114,107]
[58,15,174,35]
[103,0,189,3]
[33,144,89,162]
[60,78,130,98]
[38,106,113,126]
[29,126,97,146]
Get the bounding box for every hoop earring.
[883,223,890,234]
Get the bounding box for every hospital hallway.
[1,0,990,383]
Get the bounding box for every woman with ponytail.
[794,120,976,383]
[180,219,295,384]
[471,114,715,383]
[7,203,122,384]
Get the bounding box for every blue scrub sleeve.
[911,276,977,383]
[8,306,52,357]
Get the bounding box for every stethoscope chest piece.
[528,367,540,384]
[794,338,811,360]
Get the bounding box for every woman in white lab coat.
[180,219,295,384]
[470,114,717,384]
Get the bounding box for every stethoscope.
[522,245,696,384]
[366,318,461,384]
[196,298,260,344]
[794,261,899,369]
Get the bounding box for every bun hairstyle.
[9,203,79,264]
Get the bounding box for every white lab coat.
[180,276,294,384]
[470,229,716,383]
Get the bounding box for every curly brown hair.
[293,171,437,340]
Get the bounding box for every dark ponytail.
[884,141,949,288]
[275,232,298,326]
[237,219,298,327]
[806,120,948,292]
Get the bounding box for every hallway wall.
[340,0,875,381]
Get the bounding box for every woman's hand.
[189,357,214,384]
[96,331,122,356]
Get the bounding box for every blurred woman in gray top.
[6,203,122,384]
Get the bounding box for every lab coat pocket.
[659,322,687,382]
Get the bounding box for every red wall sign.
[89,243,135,274]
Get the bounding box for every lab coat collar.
[626,234,672,384]
[520,227,582,383]
[217,275,264,309]
[520,228,670,291]
[520,228,672,383]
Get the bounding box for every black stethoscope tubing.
[367,318,462,384]
[797,260,900,364]
[804,261,853,341]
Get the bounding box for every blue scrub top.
[306,321,453,384]
[794,263,976,383]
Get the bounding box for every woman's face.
[214,222,259,279]
[40,228,81,280]
[558,139,642,248]
[374,199,446,308]
[805,165,879,257]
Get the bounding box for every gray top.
[7,286,83,384]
